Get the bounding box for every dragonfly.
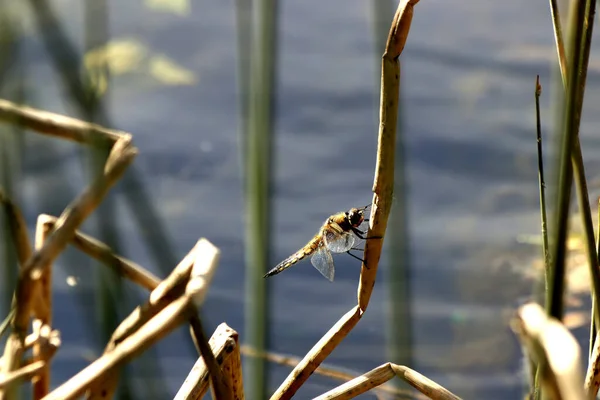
[263,204,377,282]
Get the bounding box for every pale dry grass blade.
[313,362,462,400]
[0,99,124,145]
[0,361,45,390]
[87,239,224,399]
[40,214,160,291]
[44,239,221,400]
[12,137,137,336]
[512,303,585,400]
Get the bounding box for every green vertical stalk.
[244,0,278,398]
[546,0,586,322]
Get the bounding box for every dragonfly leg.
[351,227,383,240]
[346,251,366,264]
[351,247,364,251]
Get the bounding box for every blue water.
[5,0,600,398]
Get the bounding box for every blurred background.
[1,0,599,399]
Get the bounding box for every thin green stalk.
[244,0,278,398]
[535,75,549,282]
[530,75,546,400]
[546,0,586,323]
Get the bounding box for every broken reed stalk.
[0,99,123,146]
[44,239,221,400]
[40,214,160,291]
[175,323,241,400]
[0,361,46,390]
[270,2,421,399]
[240,345,417,399]
[10,136,136,337]
[0,191,32,339]
[313,363,462,400]
[511,303,586,400]
[32,217,53,399]
[0,191,32,267]
[86,239,227,400]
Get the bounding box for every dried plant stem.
[0,361,45,390]
[270,2,419,398]
[240,345,417,398]
[0,99,124,145]
[11,137,136,336]
[512,303,585,400]
[44,240,221,400]
[313,363,461,400]
[0,190,32,266]
[175,323,240,400]
[40,214,160,291]
[32,218,52,399]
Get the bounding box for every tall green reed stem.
[244,0,278,398]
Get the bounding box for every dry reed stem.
[86,239,224,400]
[12,137,136,336]
[32,217,53,399]
[0,191,32,266]
[40,214,160,291]
[512,303,585,400]
[220,333,244,400]
[44,240,221,400]
[359,0,419,310]
[0,98,125,145]
[0,335,25,400]
[586,334,600,397]
[174,323,239,400]
[0,361,45,390]
[239,345,418,399]
[313,362,462,400]
[270,2,420,398]
[0,193,33,399]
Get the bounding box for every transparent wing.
[310,245,335,282]
[324,229,355,253]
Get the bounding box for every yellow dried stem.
[313,362,462,400]
[12,137,137,337]
[270,2,420,398]
[0,361,45,390]
[40,214,160,291]
[512,303,585,400]
[175,323,239,400]
[359,0,420,311]
[0,99,125,145]
[32,217,53,399]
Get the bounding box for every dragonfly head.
[346,207,365,227]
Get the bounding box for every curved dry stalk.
[359,0,419,311]
[40,214,160,291]
[11,137,136,336]
[240,345,418,398]
[270,2,419,399]
[0,361,46,390]
[512,303,585,400]
[45,239,221,400]
[313,362,462,400]
[0,190,32,266]
[0,98,125,145]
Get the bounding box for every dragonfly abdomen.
[263,237,321,278]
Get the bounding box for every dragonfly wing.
[324,230,355,253]
[310,245,335,282]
